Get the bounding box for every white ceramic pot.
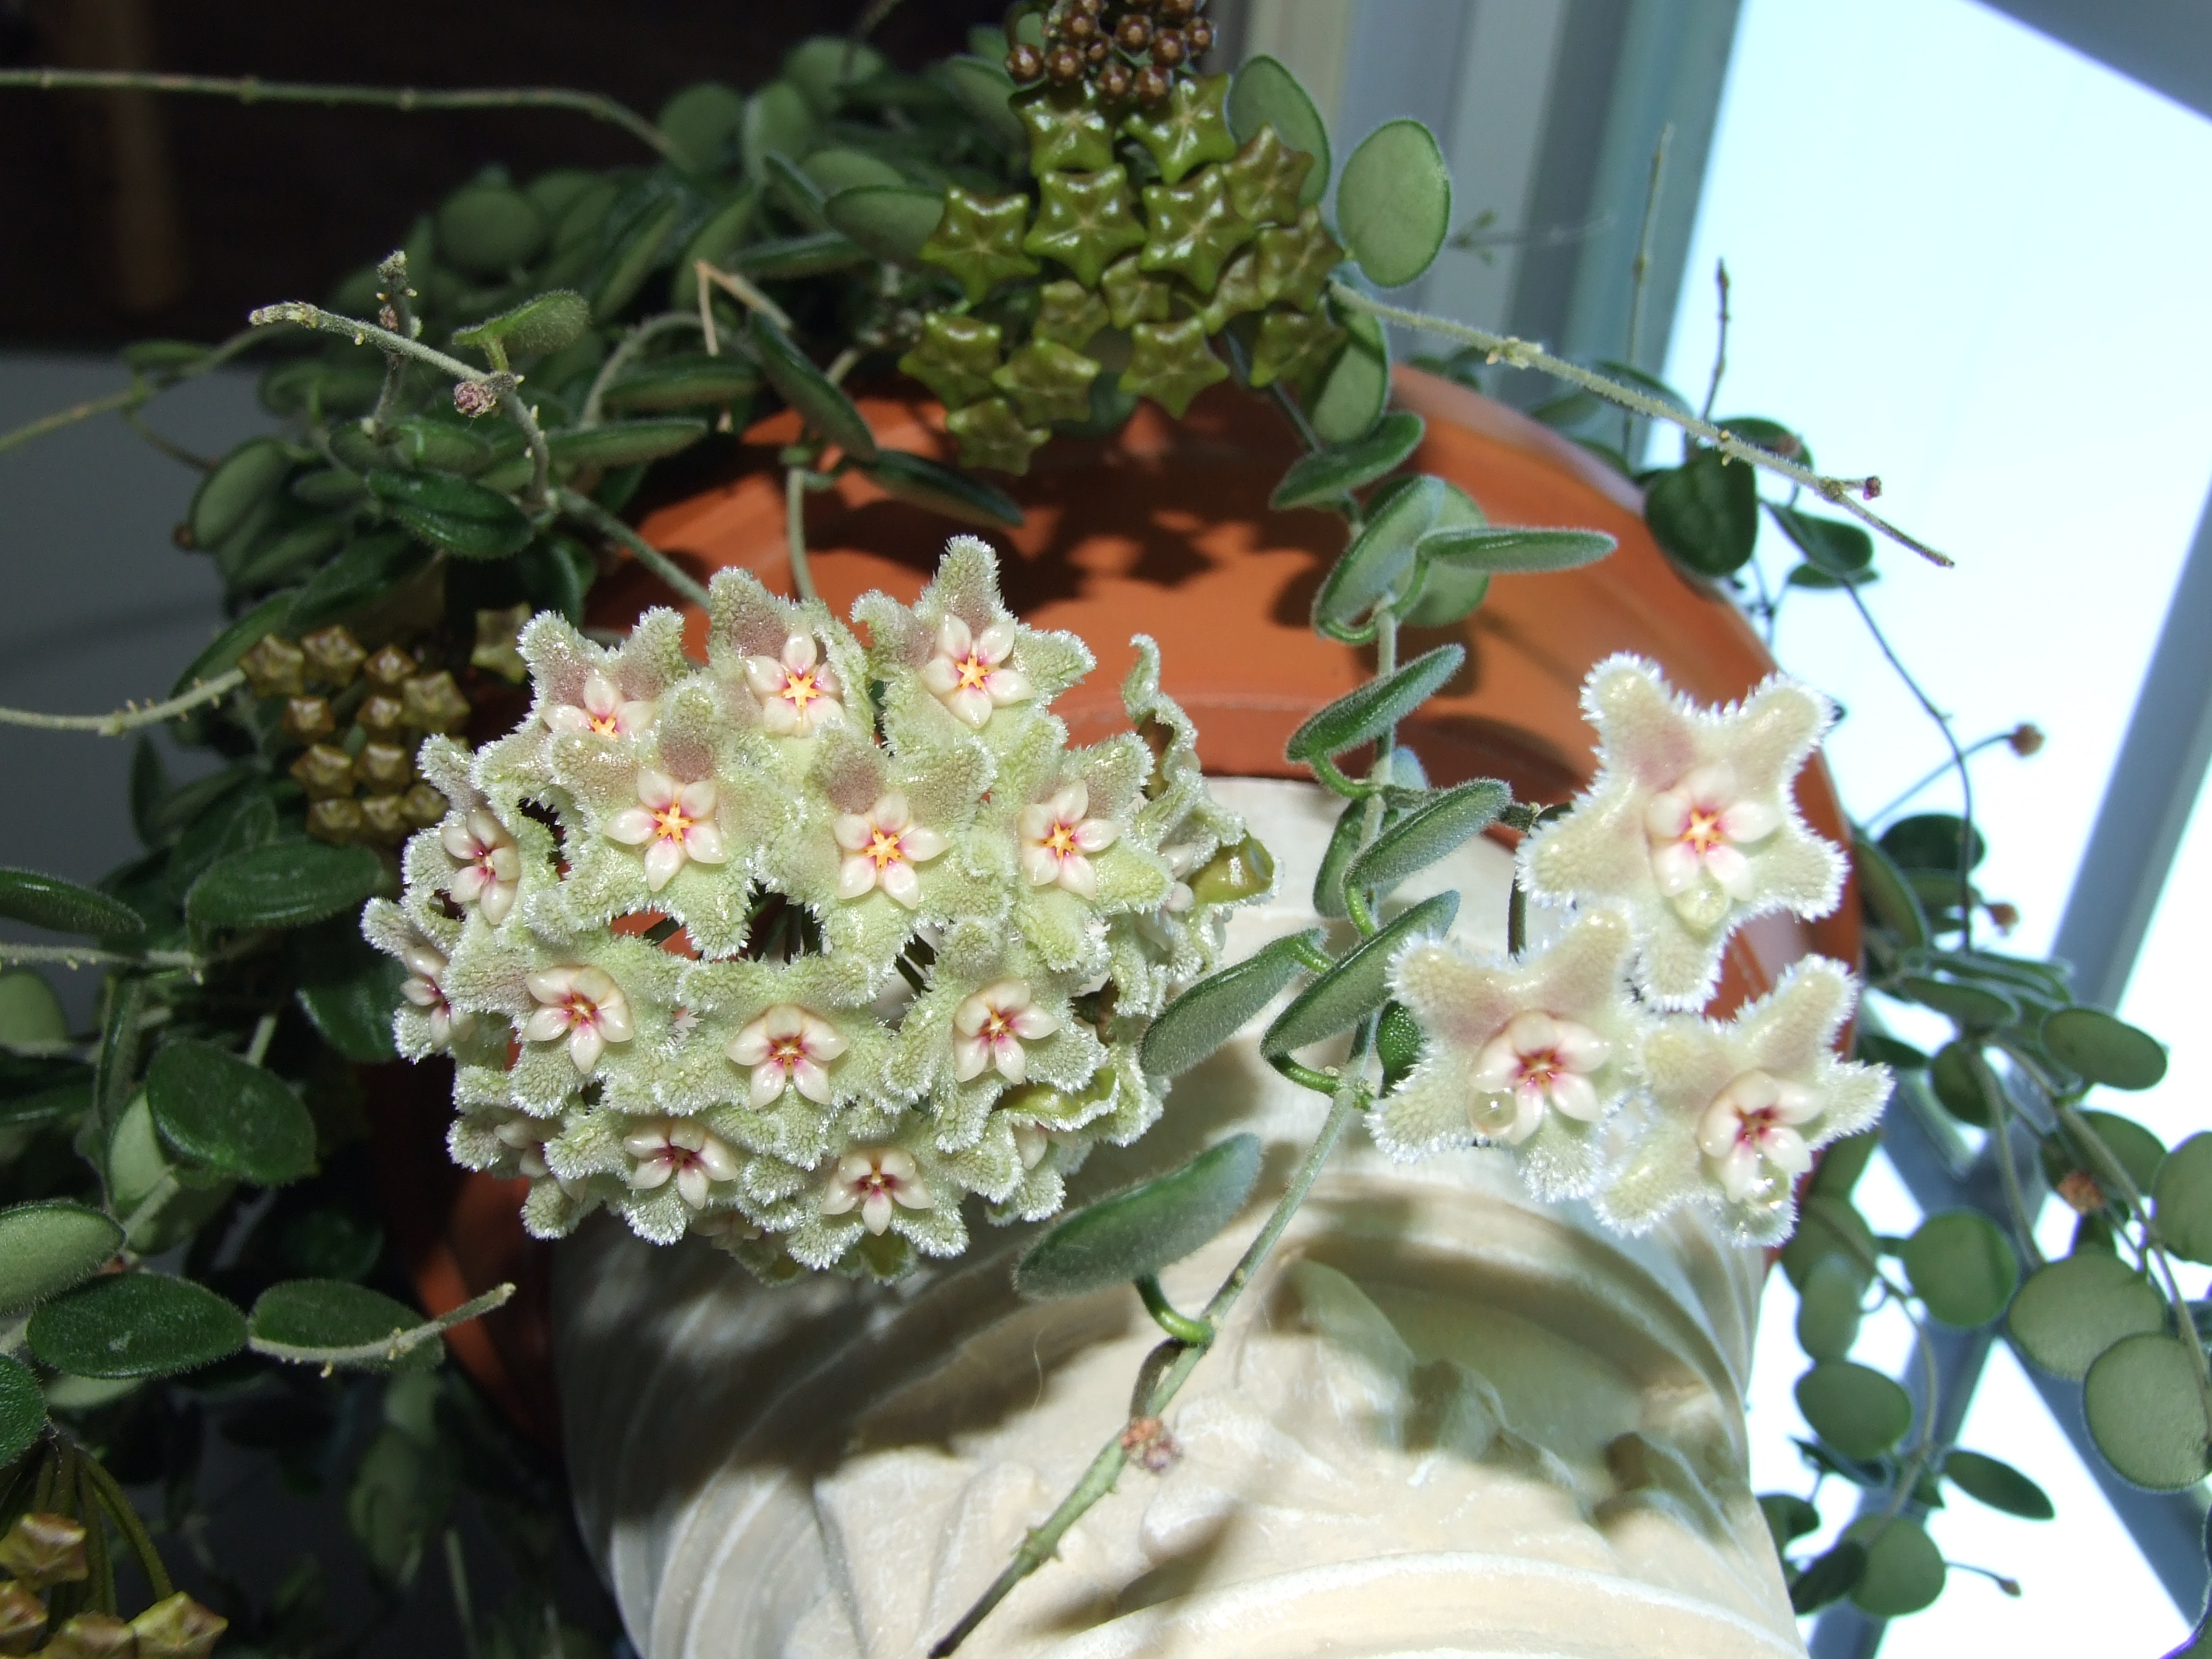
[552,778,1804,1658]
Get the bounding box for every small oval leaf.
[748,312,878,460]
[1269,412,1424,510]
[186,840,381,933]
[1853,834,1930,950]
[2008,1251,2167,1380]
[452,289,590,360]
[1142,930,1319,1080]
[547,419,708,470]
[600,354,760,412]
[2043,1110,2165,1198]
[1343,779,1510,899]
[1795,1253,1864,1362]
[1795,1359,1913,1459]
[190,438,291,549]
[0,868,144,938]
[251,1279,429,1369]
[1312,798,1365,921]
[26,1273,246,1379]
[1901,1209,2019,1327]
[1770,502,1873,576]
[1313,475,1442,629]
[2084,1333,2212,1491]
[1942,1449,2054,1520]
[2155,1132,2212,1265]
[1284,645,1464,762]
[1308,306,1389,446]
[1789,1540,1866,1615]
[0,1201,123,1316]
[147,1041,318,1188]
[1847,1517,1946,1617]
[859,450,1024,527]
[366,469,533,560]
[2043,1005,2168,1091]
[1262,891,1459,1056]
[1228,55,1331,207]
[1014,1135,1263,1300]
[1644,447,1758,577]
[0,1354,43,1466]
[824,184,947,263]
[1337,120,1450,287]
[1896,974,2017,1029]
[1417,525,1616,576]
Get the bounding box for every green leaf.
[1810,1132,1881,1201]
[2155,1133,2212,1264]
[748,313,878,461]
[1284,645,1463,762]
[1789,1541,1866,1614]
[0,868,144,938]
[1785,561,1876,592]
[1398,560,1491,628]
[147,1041,318,1187]
[26,1273,246,1379]
[858,450,1024,528]
[743,80,819,183]
[930,57,1025,153]
[657,80,748,171]
[823,184,946,263]
[761,151,829,229]
[1795,1253,1864,1362]
[451,290,590,360]
[1644,447,1759,577]
[1847,1518,1946,1617]
[0,1355,43,1467]
[1929,1041,1995,1126]
[1309,306,1389,446]
[1376,1000,1424,1093]
[1880,812,1986,874]
[0,969,67,1049]
[1417,525,1616,576]
[1269,412,1424,510]
[1142,930,1320,1080]
[590,197,684,320]
[1758,1491,1822,1554]
[1312,475,1442,629]
[436,183,548,276]
[0,1201,123,1316]
[1337,120,1450,287]
[1855,836,1929,948]
[1228,55,1331,207]
[184,840,382,933]
[1781,1194,1875,1290]
[286,530,430,633]
[190,437,291,549]
[548,418,708,471]
[1311,798,1364,921]
[802,148,906,197]
[1014,1134,1263,1300]
[1263,892,1459,1056]
[1795,1360,1913,1459]
[1720,415,1813,471]
[366,469,532,561]
[294,930,405,1065]
[2043,1005,2168,1090]
[1896,975,2016,1029]
[733,231,871,280]
[1901,1209,2019,1327]
[1942,1449,2054,1520]
[600,354,760,412]
[122,339,211,373]
[1856,1033,1927,1070]
[1344,780,1510,899]
[1188,832,1276,906]
[250,1279,431,1369]
[1770,502,1873,577]
[2008,1251,2167,1380]
[2084,1334,2212,1490]
[2043,1110,2165,1198]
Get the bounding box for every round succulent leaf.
[1758,1491,1822,1553]
[930,57,1025,152]
[1014,1134,1263,1299]
[185,840,382,933]
[2008,1251,2167,1380]
[250,1279,432,1369]
[1901,1209,2019,1327]
[148,1041,317,1188]
[1312,475,1442,629]
[1227,56,1331,207]
[365,469,532,561]
[858,450,1023,528]
[1337,119,1450,287]
[1795,1360,1913,1460]
[1788,1540,1867,1615]
[1343,779,1510,899]
[0,1353,43,1467]
[1879,812,1987,875]
[1308,306,1389,446]
[1845,1517,1946,1617]
[1927,1041,1994,1125]
[2084,1333,2212,1490]
[1284,644,1464,761]
[2042,1110,2165,1199]
[1942,1449,2054,1519]
[1142,930,1319,1080]
[1852,833,1931,951]
[0,1201,123,1316]
[0,868,144,939]
[190,438,291,549]
[824,185,946,263]
[2043,1005,2168,1091]
[1769,502,1873,576]
[436,183,547,276]
[2155,1133,2212,1265]
[547,419,708,471]
[1780,1194,1876,1291]
[657,80,748,171]
[1262,891,1459,1056]
[1795,1252,1865,1362]
[1644,447,1758,576]
[26,1273,247,1379]
[1896,974,2016,1030]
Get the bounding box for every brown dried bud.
[363,643,418,688]
[1151,28,1186,64]
[1133,65,1171,103]
[357,693,409,736]
[1086,38,1109,62]
[307,797,365,843]
[401,781,450,828]
[1984,900,2020,934]
[289,743,356,799]
[237,634,307,699]
[1157,0,1196,21]
[1097,59,1133,101]
[356,741,414,791]
[1187,16,1214,51]
[452,377,501,419]
[129,1592,228,1659]
[357,794,409,844]
[0,1511,89,1588]
[402,671,471,734]
[1071,0,1102,16]
[1046,44,1084,82]
[1117,12,1153,48]
[2008,722,2045,756]
[1005,43,1044,81]
[378,304,401,331]
[2057,1169,2105,1215]
[1118,1415,1181,1473]
[40,1612,136,1658]
[1063,10,1096,41]
[1862,475,1883,499]
[300,624,367,687]
[280,695,336,744]
[0,1577,47,1653]
[170,521,196,551]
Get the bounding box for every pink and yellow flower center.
[955,651,993,691]
[868,827,906,869]
[650,801,696,844]
[779,667,827,715]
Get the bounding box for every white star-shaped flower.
[604,770,729,892]
[544,668,655,740]
[1519,655,1846,1008]
[952,980,1059,1084]
[921,614,1031,729]
[743,631,844,737]
[523,965,635,1073]
[727,1003,849,1107]
[1017,782,1119,899]
[819,1146,935,1234]
[832,791,948,909]
[622,1117,740,1209]
[398,937,469,1049]
[1595,956,1892,1246]
[1377,909,1647,1199]
[441,809,520,924]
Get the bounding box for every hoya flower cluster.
[364,539,1259,1278]
[1376,655,1892,1245]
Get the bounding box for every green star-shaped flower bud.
[1016,82,1116,175]
[1122,73,1237,186]
[1023,165,1149,290]
[920,187,1041,304]
[945,396,1051,474]
[1246,307,1346,388]
[1139,169,1257,296]
[992,339,1102,426]
[1196,248,1268,336]
[1219,127,1314,228]
[1122,317,1229,418]
[897,313,1003,409]
[1100,256,1173,328]
[1254,206,1345,311]
[1033,280,1111,351]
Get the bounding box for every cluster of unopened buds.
[0,1509,224,1657]
[1006,0,1216,106]
[1375,655,1894,1245]
[367,539,1267,1278]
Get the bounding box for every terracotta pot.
[370,367,1857,1436]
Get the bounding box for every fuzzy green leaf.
[366,469,532,560]
[1312,475,1442,629]
[1901,1209,2019,1327]
[1263,891,1458,1056]
[749,312,878,460]
[2043,1005,2168,1091]
[0,1200,123,1316]
[294,929,406,1066]
[824,184,945,263]
[1014,1134,1262,1299]
[190,438,291,549]
[1142,930,1320,1080]
[1312,798,1364,920]
[250,1279,433,1370]
[1417,525,1616,575]
[2008,1251,2166,1380]
[600,354,760,412]
[2084,1334,2212,1490]
[1343,779,1509,899]
[1227,55,1331,207]
[0,1355,42,1467]
[547,419,708,471]
[184,840,381,933]
[1337,120,1450,287]
[452,290,590,360]
[1283,645,1463,761]
[27,1273,246,1379]
[1308,306,1389,445]
[1795,1360,1913,1460]
[590,197,683,319]
[0,868,144,938]
[1942,1449,2053,1520]
[1645,447,1758,577]
[287,531,427,634]
[1270,412,1424,511]
[858,450,1024,527]
[148,1041,318,1188]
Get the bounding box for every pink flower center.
[559,994,602,1033]
[1681,805,1727,854]
[777,667,828,715]
[955,651,993,690]
[650,800,697,844]
[867,827,906,869]
[770,1035,808,1071]
[588,709,621,736]
[1043,818,1079,858]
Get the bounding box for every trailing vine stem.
[581,311,704,427]
[0,326,263,459]
[0,669,242,735]
[555,489,711,608]
[784,468,820,604]
[1326,283,1953,569]
[0,68,676,161]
